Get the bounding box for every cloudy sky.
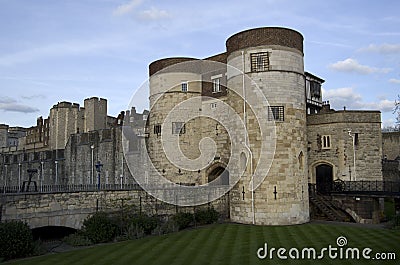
[0,0,399,128]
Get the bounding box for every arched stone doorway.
[316,164,333,194]
[208,166,229,185]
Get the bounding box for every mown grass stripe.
[6,223,400,265]
[182,224,228,265]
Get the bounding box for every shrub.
[173,212,194,230]
[0,220,34,260]
[130,214,160,235]
[195,207,219,225]
[63,232,93,247]
[81,212,118,244]
[392,214,400,229]
[153,219,179,236]
[125,223,145,240]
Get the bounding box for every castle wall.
[382,132,400,160]
[0,149,65,189]
[64,127,137,186]
[307,110,382,182]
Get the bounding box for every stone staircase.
[309,193,351,222]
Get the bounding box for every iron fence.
[1,183,142,194]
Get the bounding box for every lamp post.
[4,164,7,193]
[55,160,58,186]
[18,163,21,191]
[95,161,103,191]
[91,145,94,185]
[348,130,356,181]
[40,161,44,192]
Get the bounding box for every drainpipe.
[242,51,255,225]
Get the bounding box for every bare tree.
[395,95,400,129]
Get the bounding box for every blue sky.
[0,0,399,128]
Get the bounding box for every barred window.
[154,124,161,136]
[268,106,284,122]
[181,81,188,92]
[212,78,221,93]
[251,52,269,72]
[172,122,186,135]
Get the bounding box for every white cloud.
[389,78,400,84]
[136,7,171,21]
[322,87,395,112]
[0,97,39,113]
[329,58,391,74]
[358,44,400,54]
[113,0,143,16]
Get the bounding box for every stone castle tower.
[146,27,309,225]
[226,28,309,225]
[49,97,107,150]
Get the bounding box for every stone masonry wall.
[0,190,229,229]
[307,110,382,182]
[382,131,400,160]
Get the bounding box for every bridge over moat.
[0,181,399,230]
[0,184,230,230]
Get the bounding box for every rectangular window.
[268,106,284,122]
[154,124,161,136]
[212,78,221,93]
[251,52,269,72]
[172,122,186,135]
[211,102,217,109]
[322,135,331,149]
[181,81,188,92]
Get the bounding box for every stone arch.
[26,213,89,230]
[315,164,333,194]
[310,160,336,184]
[206,162,229,185]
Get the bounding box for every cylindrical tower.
[226,27,309,225]
[147,57,205,184]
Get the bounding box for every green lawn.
[6,223,400,265]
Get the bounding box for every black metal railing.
[0,183,142,194]
[331,180,400,195]
[309,180,400,196]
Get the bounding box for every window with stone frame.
[212,78,221,93]
[268,106,284,122]
[322,135,331,149]
[172,122,186,135]
[251,52,269,72]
